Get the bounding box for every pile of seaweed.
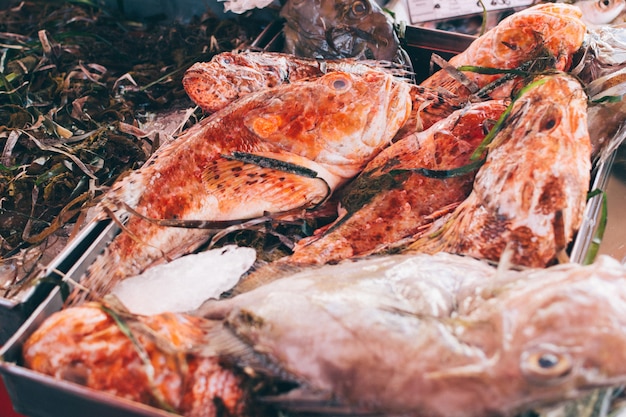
[0,0,269,292]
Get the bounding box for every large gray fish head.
[452,255,626,415]
[280,0,400,61]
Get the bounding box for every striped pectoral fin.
[203,156,333,219]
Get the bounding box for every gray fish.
[280,0,401,61]
[22,252,626,416]
[199,253,626,417]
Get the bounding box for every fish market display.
[421,3,586,99]
[277,100,508,266]
[23,253,626,417]
[280,0,401,61]
[66,69,411,304]
[409,73,591,267]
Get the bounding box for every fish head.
[242,69,412,180]
[280,0,400,61]
[459,257,626,414]
[183,52,291,113]
[574,0,626,26]
[488,4,586,73]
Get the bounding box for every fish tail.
[65,238,130,306]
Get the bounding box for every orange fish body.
[284,100,508,266]
[420,3,586,99]
[22,303,248,416]
[409,73,591,267]
[72,70,411,302]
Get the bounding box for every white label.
[407,0,534,24]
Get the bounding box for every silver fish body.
[200,253,626,417]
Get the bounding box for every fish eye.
[351,0,370,17]
[521,349,573,382]
[598,0,611,9]
[323,73,353,92]
[538,106,561,132]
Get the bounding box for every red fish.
[409,73,592,267]
[68,69,411,303]
[274,100,508,267]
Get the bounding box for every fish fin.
[229,260,310,295]
[203,157,331,216]
[200,319,301,383]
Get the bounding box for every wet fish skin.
[409,73,591,267]
[421,3,586,99]
[201,253,626,417]
[278,100,508,266]
[280,0,400,61]
[69,69,411,303]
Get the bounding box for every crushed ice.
[110,245,256,315]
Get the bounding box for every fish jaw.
[183,52,324,113]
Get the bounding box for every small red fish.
[420,3,586,99]
[69,69,411,303]
[409,73,592,267]
[277,100,508,266]
[22,302,250,416]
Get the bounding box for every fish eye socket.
[351,0,369,17]
[599,0,611,8]
[325,74,352,91]
[521,350,573,382]
[333,79,348,89]
[538,106,561,132]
